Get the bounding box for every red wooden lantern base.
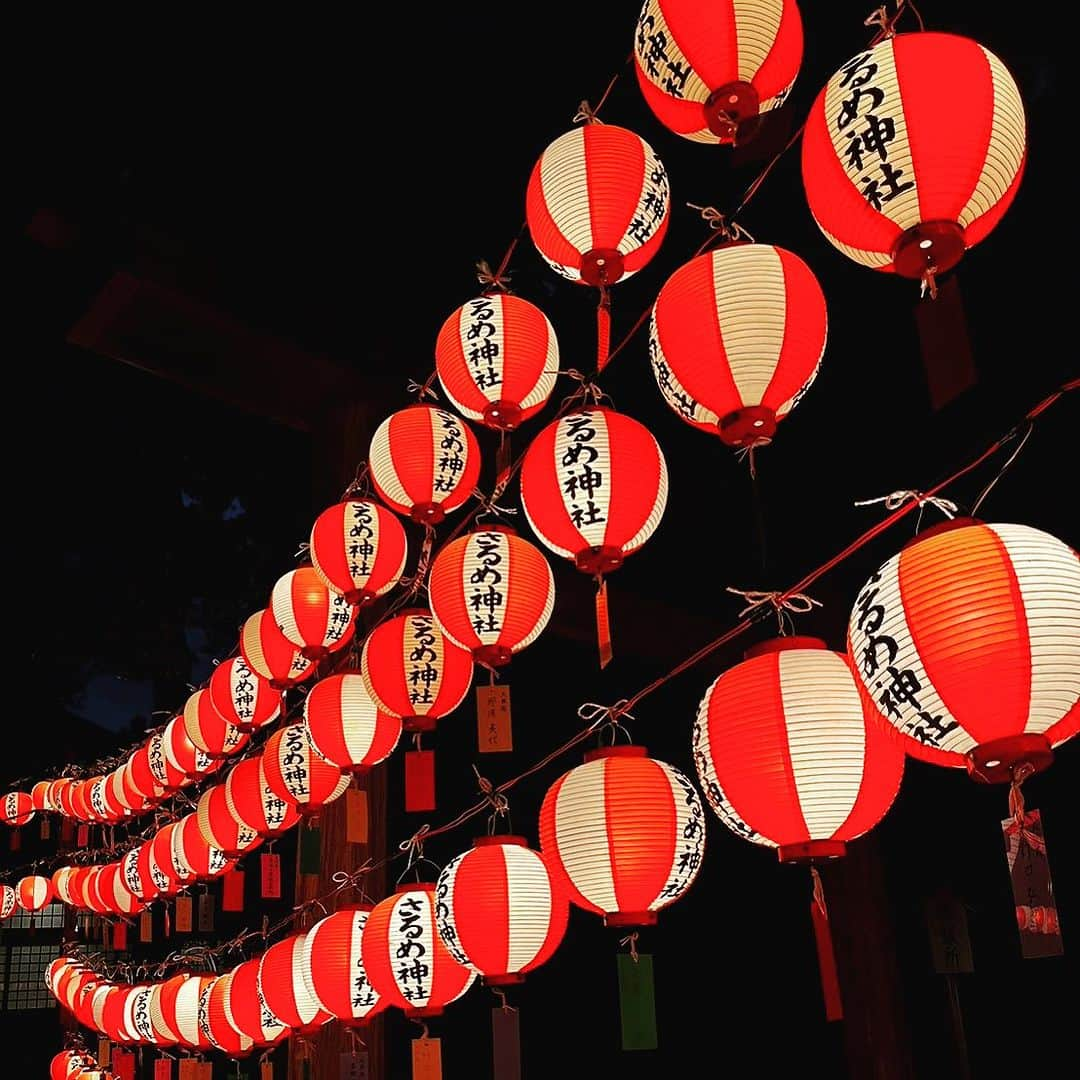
[704,80,760,143]
[966,734,1053,784]
[410,502,446,526]
[604,910,658,928]
[343,587,376,606]
[474,644,513,668]
[718,405,776,447]
[403,714,437,733]
[580,247,625,287]
[892,220,965,280]
[574,545,623,575]
[482,400,524,431]
[300,644,329,661]
[777,840,847,863]
[484,972,525,987]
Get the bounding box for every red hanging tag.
[154,1058,173,1080]
[178,1060,198,1080]
[164,902,171,938]
[113,921,128,952]
[492,1006,522,1080]
[412,1037,442,1080]
[60,817,75,845]
[9,827,19,851]
[339,1050,369,1079]
[198,892,214,932]
[596,286,612,371]
[140,910,153,943]
[112,1047,135,1080]
[346,787,368,845]
[196,1062,213,1080]
[261,853,282,899]
[175,895,193,932]
[222,868,245,911]
[77,824,89,847]
[261,1059,274,1080]
[97,1038,111,1066]
[477,684,512,753]
[405,750,436,813]
[596,578,613,669]
[810,869,843,1021]
[1002,806,1064,958]
[39,816,50,840]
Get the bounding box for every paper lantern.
[634,0,803,144]
[301,906,384,1024]
[65,866,96,910]
[240,607,315,691]
[539,747,704,926]
[271,566,357,661]
[51,867,76,906]
[173,974,215,1050]
[436,837,568,984]
[146,731,188,794]
[362,884,476,1017]
[147,825,186,897]
[526,124,670,285]
[121,845,155,904]
[96,862,143,916]
[649,244,827,446]
[259,932,331,1034]
[107,766,143,815]
[693,637,905,859]
[183,689,251,760]
[149,973,191,1047]
[124,983,159,1045]
[68,780,97,822]
[197,784,263,858]
[848,520,1080,782]
[435,294,559,430]
[520,408,668,574]
[31,780,55,811]
[17,875,54,912]
[801,33,1026,283]
[2,790,34,827]
[0,884,16,919]
[52,1051,94,1080]
[224,757,302,839]
[203,971,254,1058]
[262,724,349,815]
[64,969,101,1020]
[89,775,123,823]
[127,744,166,805]
[428,526,555,667]
[226,957,289,1047]
[361,609,474,732]
[309,499,409,604]
[100,984,135,1043]
[209,655,281,734]
[304,674,402,773]
[369,405,482,525]
[163,717,219,783]
[173,812,234,881]
[51,778,79,818]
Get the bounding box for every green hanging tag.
[300,823,322,876]
[617,952,657,1051]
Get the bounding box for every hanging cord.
[410,1017,430,1041]
[477,221,528,296]
[472,766,511,835]
[855,489,959,532]
[572,57,629,125]
[619,931,640,963]
[341,462,371,501]
[492,986,515,1012]
[1005,763,1045,853]
[971,423,1033,515]
[406,374,439,402]
[725,587,822,636]
[865,0,924,44]
[810,865,828,920]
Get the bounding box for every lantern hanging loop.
[855,490,959,520]
[342,461,371,500]
[472,491,518,524]
[619,932,639,963]
[471,766,511,834]
[559,369,611,411]
[971,423,1033,515]
[810,866,828,918]
[406,376,439,402]
[492,987,513,1012]
[725,587,822,635]
[410,1017,430,1040]
[734,442,770,479]
[476,259,512,294]
[577,700,636,731]
[1005,764,1045,851]
[864,0,923,43]
[686,204,756,245]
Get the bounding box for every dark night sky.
[12,3,1078,1077]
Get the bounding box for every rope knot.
[473,490,519,520]
[398,824,430,858]
[726,586,822,619]
[854,490,957,518]
[573,100,603,125]
[577,700,635,729]
[687,204,756,244]
[619,931,640,962]
[476,259,512,292]
[406,377,439,402]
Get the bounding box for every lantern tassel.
[809,866,843,1022]
[596,577,613,669]
[596,287,612,372]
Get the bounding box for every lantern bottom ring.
[483,972,525,987]
[603,910,658,928]
[892,220,965,279]
[474,644,513,668]
[300,645,330,662]
[482,399,523,431]
[580,247,625,287]
[574,545,623,576]
[966,734,1053,785]
[402,715,437,734]
[718,405,776,447]
[777,840,846,864]
[410,502,446,526]
[404,1005,444,1019]
[704,80,760,142]
[344,587,377,606]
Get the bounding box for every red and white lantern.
[309,499,409,605]
[0,885,16,919]
[361,609,474,732]
[539,747,704,926]
[146,732,188,794]
[649,244,827,446]
[17,874,54,912]
[259,932,331,1034]
[227,957,288,1047]
[183,689,250,760]
[693,637,905,859]
[224,757,301,839]
[848,520,1080,782]
[172,812,234,881]
[197,784,263,858]
[240,608,315,690]
[271,566,357,661]
[173,974,215,1051]
[435,294,559,430]
[303,674,402,773]
[124,983,159,1045]
[31,780,55,812]
[149,973,191,1047]
[428,526,555,667]
[209,655,281,733]
[801,33,1026,283]
[163,717,219,783]
[301,906,384,1024]
[96,862,143,916]
[262,724,349,815]
[369,406,482,525]
[2,791,34,827]
[148,824,187,897]
[436,837,568,984]
[203,971,255,1058]
[52,1051,94,1080]
[362,884,476,1016]
[634,0,803,144]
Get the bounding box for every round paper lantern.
[146,732,188,794]
[68,780,96,822]
[173,974,215,1050]
[0,884,16,919]
[526,125,670,285]
[148,825,186,897]
[429,526,555,667]
[121,845,155,904]
[2,790,34,826]
[262,724,349,815]
[649,244,827,446]
[520,408,668,575]
[301,906,384,1024]
[100,984,135,1043]
[128,744,166,805]
[107,767,142,815]
[309,499,409,604]
[52,867,77,906]
[164,717,220,783]
[52,778,78,818]
[271,567,357,660]
[63,969,100,1019]
[173,812,234,881]
[362,884,476,1017]
[203,971,254,1057]
[224,757,302,839]
[801,33,1025,281]
[369,406,482,525]
[31,780,56,811]
[361,609,474,732]
[240,608,315,690]
[435,294,559,430]
[96,863,143,916]
[183,689,250,760]
[149,973,191,1047]
[539,747,704,926]
[435,837,568,984]
[304,674,402,773]
[124,983,159,1045]
[227,957,288,1047]
[17,875,54,912]
[633,0,803,144]
[693,637,905,859]
[848,520,1080,782]
[52,1051,94,1080]
[65,866,96,910]
[209,655,281,734]
[88,775,122,823]
[197,784,263,858]
[259,932,331,1034]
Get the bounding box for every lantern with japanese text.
[127,743,166,805]
[362,884,476,1016]
[209,655,281,733]
[31,780,55,811]
[146,731,188,794]
[309,498,409,605]
[149,973,191,1047]
[147,824,186,898]
[52,1051,94,1080]
[0,884,16,919]
[436,837,569,984]
[2,791,33,827]
[121,844,157,904]
[164,717,220,783]
[271,566,357,661]
[303,674,402,773]
[369,405,482,525]
[227,957,289,1047]
[51,867,76,906]
[301,906,384,1025]
[124,983,160,1045]
[847,520,1080,782]
[539,747,704,926]
[240,607,314,690]
[429,526,556,667]
[183,689,251,760]
[203,970,255,1058]
[17,874,54,912]
[259,932,332,1034]
[801,33,1026,289]
[96,862,143,916]
[362,609,474,732]
[68,780,98,822]
[649,244,827,446]
[197,784,264,858]
[101,983,137,1043]
[172,812,234,881]
[634,0,803,144]
[224,757,302,839]
[435,294,559,430]
[262,724,350,815]
[693,637,905,858]
[173,974,215,1051]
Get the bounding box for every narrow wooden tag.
[178,1060,198,1080]
[140,910,153,942]
[492,1007,521,1080]
[261,1059,274,1080]
[113,920,128,952]
[196,1063,213,1080]
[261,853,282,899]
[617,953,657,1051]
[60,817,75,844]
[175,895,193,932]
[9,827,19,851]
[97,1038,111,1066]
[345,787,368,844]
[477,684,512,753]
[77,824,90,847]
[112,1047,135,1080]
[198,893,215,932]
[300,823,322,876]
[1002,809,1064,958]
[339,1050,369,1079]
[222,868,245,911]
[810,897,843,1021]
[411,1036,442,1080]
[596,579,613,669]
[925,889,974,974]
[404,750,436,813]
[154,1058,173,1080]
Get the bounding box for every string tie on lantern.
[406,376,439,402]
[577,700,635,731]
[475,259,512,293]
[619,931,640,963]
[686,204,756,244]
[1005,763,1045,853]
[573,100,603,125]
[725,587,822,633]
[855,490,958,518]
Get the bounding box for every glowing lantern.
[209,655,281,733]
[52,867,77,906]
[52,1051,94,1080]
[90,775,123,823]
[539,747,704,926]
[100,984,135,1043]
[173,812,234,881]
[309,499,409,604]
[164,717,220,783]
[121,845,155,904]
[369,406,482,525]
[107,766,143,815]
[65,866,96,910]
[128,744,166,804]
[183,689,250,760]
[224,757,302,839]
[227,957,288,1047]
[96,863,143,916]
[259,932,331,1034]
[197,784,263,858]
[147,825,186,897]
[2,791,34,827]
[649,244,827,446]
[262,724,349,815]
[240,608,315,690]
[146,732,188,794]
[435,294,559,430]
[300,906,384,1024]
[436,837,569,984]
[68,780,96,822]
[17,875,54,912]
[429,527,555,667]
[693,637,905,858]
[149,973,191,1046]
[0,885,16,919]
[51,778,78,818]
[848,520,1080,782]
[362,884,476,1016]
[124,983,159,1045]
[303,674,402,773]
[633,0,803,144]
[361,609,474,732]
[31,780,55,811]
[801,33,1026,288]
[203,971,254,1057]
[271,566,357,661]
[173,974,215,1050]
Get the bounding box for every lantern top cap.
[393,881,436,895]
[394,607,435,620]
[901,516,981,549]
[472,835,528,848]
[468,523,517,538]
[744,636,829,660]
[583,745,647,763]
